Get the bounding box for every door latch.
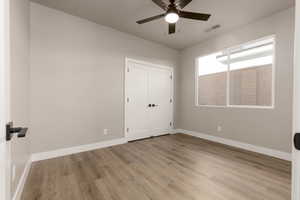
[295,133,300,150]
[6,122,28,141]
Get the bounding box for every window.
[196,36,275,108]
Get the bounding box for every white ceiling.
[30,0,294,50]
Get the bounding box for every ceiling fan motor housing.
[167,6,179,15]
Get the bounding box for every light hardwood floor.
[21,134,291,200]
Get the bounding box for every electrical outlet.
[12,164,16,181]
[217,125,222,132]
[103,129,108,135]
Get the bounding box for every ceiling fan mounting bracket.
[169,0,176,6]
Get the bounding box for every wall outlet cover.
[103,129,108,135]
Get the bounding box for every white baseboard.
[169,129,178,134]
[12,158,32,200]
[176,129,292,161]
[31,138,128,162]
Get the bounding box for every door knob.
[6,122,28,141]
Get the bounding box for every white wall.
[178,8,295,153]
[10,0,30,197]
[29,3,179,153]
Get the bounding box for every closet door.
[148,67,173,136]
[125,59,173,141]
[126,62,151,140]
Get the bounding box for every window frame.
[195,35,276,109]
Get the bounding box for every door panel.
[126,62,151,140]
[148,68,172,135]
[0,0,10,199]
[293,1,300,199]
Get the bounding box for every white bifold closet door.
[125,60,173,141]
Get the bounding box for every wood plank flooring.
[21,134,291,200]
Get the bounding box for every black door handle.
[6,122,28,141]
[295,133,300,150]
[148,104,159,107]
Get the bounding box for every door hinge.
[127,97,130,103]
[126,128,130,132]
[170,75,172,80]
[170,99,173,103]
[170,122,172,127]
[127,68,130,72]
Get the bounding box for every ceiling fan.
[136,0,211,34]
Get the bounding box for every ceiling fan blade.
[177,0,192,9]
[169,23,176,34]
[136,14,165,24]
[152,0,168,10]
[179,11,211,21]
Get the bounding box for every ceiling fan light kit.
[165,13,179,23]
[136,0,211,35]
